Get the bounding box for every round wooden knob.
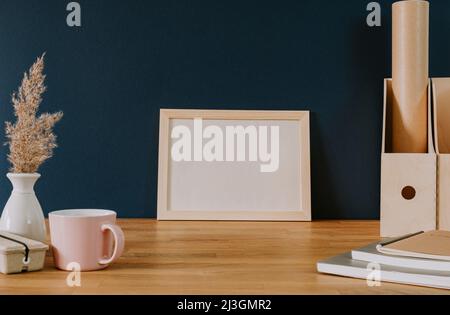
[402,186,416,200]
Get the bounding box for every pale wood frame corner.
[157,109,311,222]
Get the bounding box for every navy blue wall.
[0,0,448,219]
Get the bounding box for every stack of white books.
[317,231,450,289]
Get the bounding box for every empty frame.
[157,109,311,221]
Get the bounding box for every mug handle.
[98,224,125,265]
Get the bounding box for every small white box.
[380,79,436,237]
[0,231,48,274]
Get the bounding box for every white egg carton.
[0,231,48,274]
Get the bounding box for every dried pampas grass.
[5,54,63,173]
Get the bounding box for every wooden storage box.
[0,231,48,274]
[432,78,450,231]
[380,79,436,237]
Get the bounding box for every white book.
[317,252,450,290]
[352,243,450,272]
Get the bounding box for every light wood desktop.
[0,220,448,295]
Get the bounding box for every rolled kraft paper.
[392,0,429,153]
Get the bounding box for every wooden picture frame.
[157,109,311,221]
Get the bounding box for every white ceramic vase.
[0,173,46,242]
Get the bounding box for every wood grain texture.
[0,219,448,295]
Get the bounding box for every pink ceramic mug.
[49,209,125,271]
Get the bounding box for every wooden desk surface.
[0,219,448,295]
